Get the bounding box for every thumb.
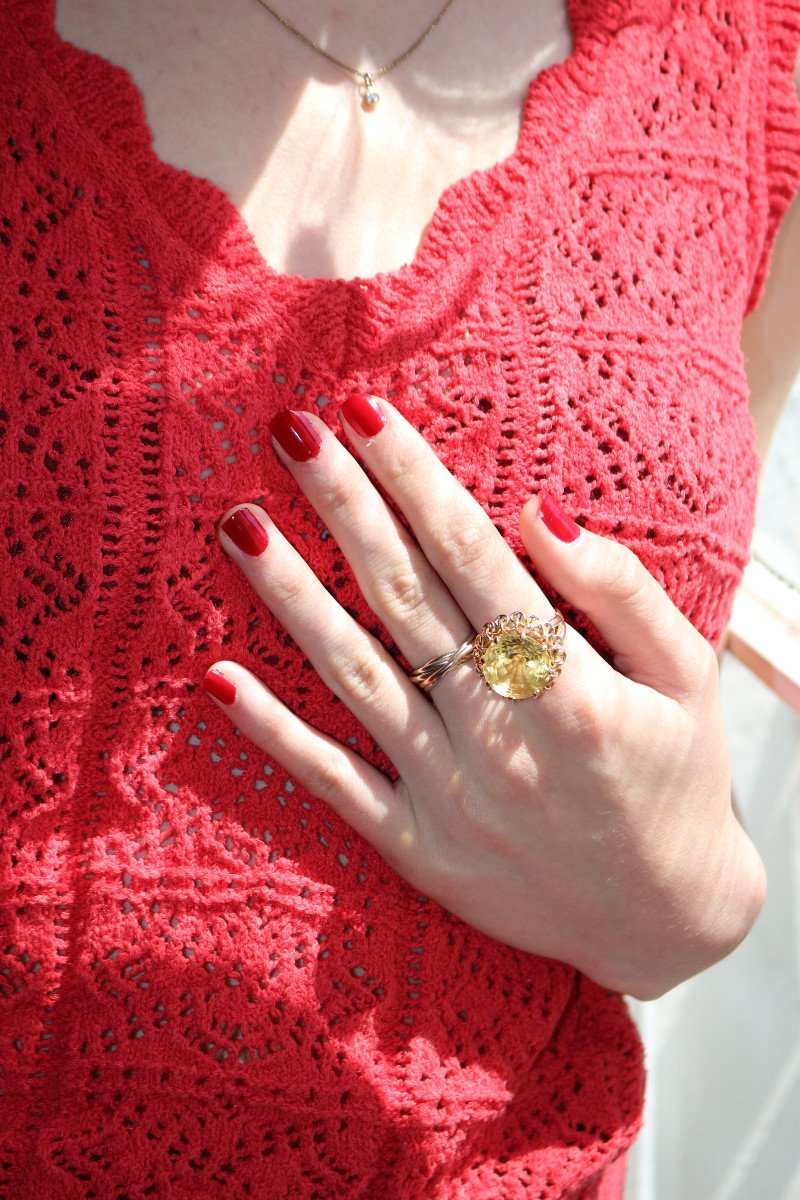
[518,491,716,704]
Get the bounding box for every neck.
[254,0,458,73]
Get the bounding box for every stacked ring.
[409,611,567,700]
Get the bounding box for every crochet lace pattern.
[2,0,799,1196]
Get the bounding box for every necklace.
[252,0,459,111]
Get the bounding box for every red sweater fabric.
[2,1,799,1196]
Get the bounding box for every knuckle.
[315,472,361,520]
[563,688,609,746]
[337,647,388,709]
[310,753,350,805]
[437,514,492,575]
[269,570,308,611]
[442,775,480,829]
[604,545,646,606]
[556,662,615,747]
[690,634,721,694]
[382,446,419,493]
[701,634,721,678]
[373,562,429,621]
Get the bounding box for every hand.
[203,395,766,1001]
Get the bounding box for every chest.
[4,0,769,703]
[54,0,574,281]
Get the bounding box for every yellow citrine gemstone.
[480,634,552,699]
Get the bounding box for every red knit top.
[2,0,799,1196]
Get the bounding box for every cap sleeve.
[744,0,800,316]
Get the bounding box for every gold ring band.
[409,611,567,701]
[407,638,475,692]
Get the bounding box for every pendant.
[359,73,380,112]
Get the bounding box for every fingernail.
[268,408,322,462]
[340,392,386,439]
[220,507,269,556]
[538,492,581,543]
[202,668,236,704]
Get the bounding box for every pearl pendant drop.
[360,74,380,111]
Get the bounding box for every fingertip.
[218,505,270,556]
[523,491,582,544]
[338,392,388,440]
[202,665,237,705]
[519,494,543,526]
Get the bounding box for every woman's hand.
[202,394,766,1001]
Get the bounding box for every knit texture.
[2,0,799,1196]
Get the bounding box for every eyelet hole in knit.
[4,0,800,1193]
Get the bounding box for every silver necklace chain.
[251,0,459,110]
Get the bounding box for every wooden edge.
[724,559,800,714]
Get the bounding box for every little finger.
[200,660,418,868]
[216,504,448,780]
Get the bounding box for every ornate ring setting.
[409,611,567,701]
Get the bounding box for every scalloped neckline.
[41,0,588,293]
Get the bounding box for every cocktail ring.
[409,611,567,701]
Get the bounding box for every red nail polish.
[220,507,269,556]
[340,392,386,438]
[539,492,581,543]
[268,408,322,462]
[202,668,236,704]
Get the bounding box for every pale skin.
[215,400,765,1003]
[55,0,800,998]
